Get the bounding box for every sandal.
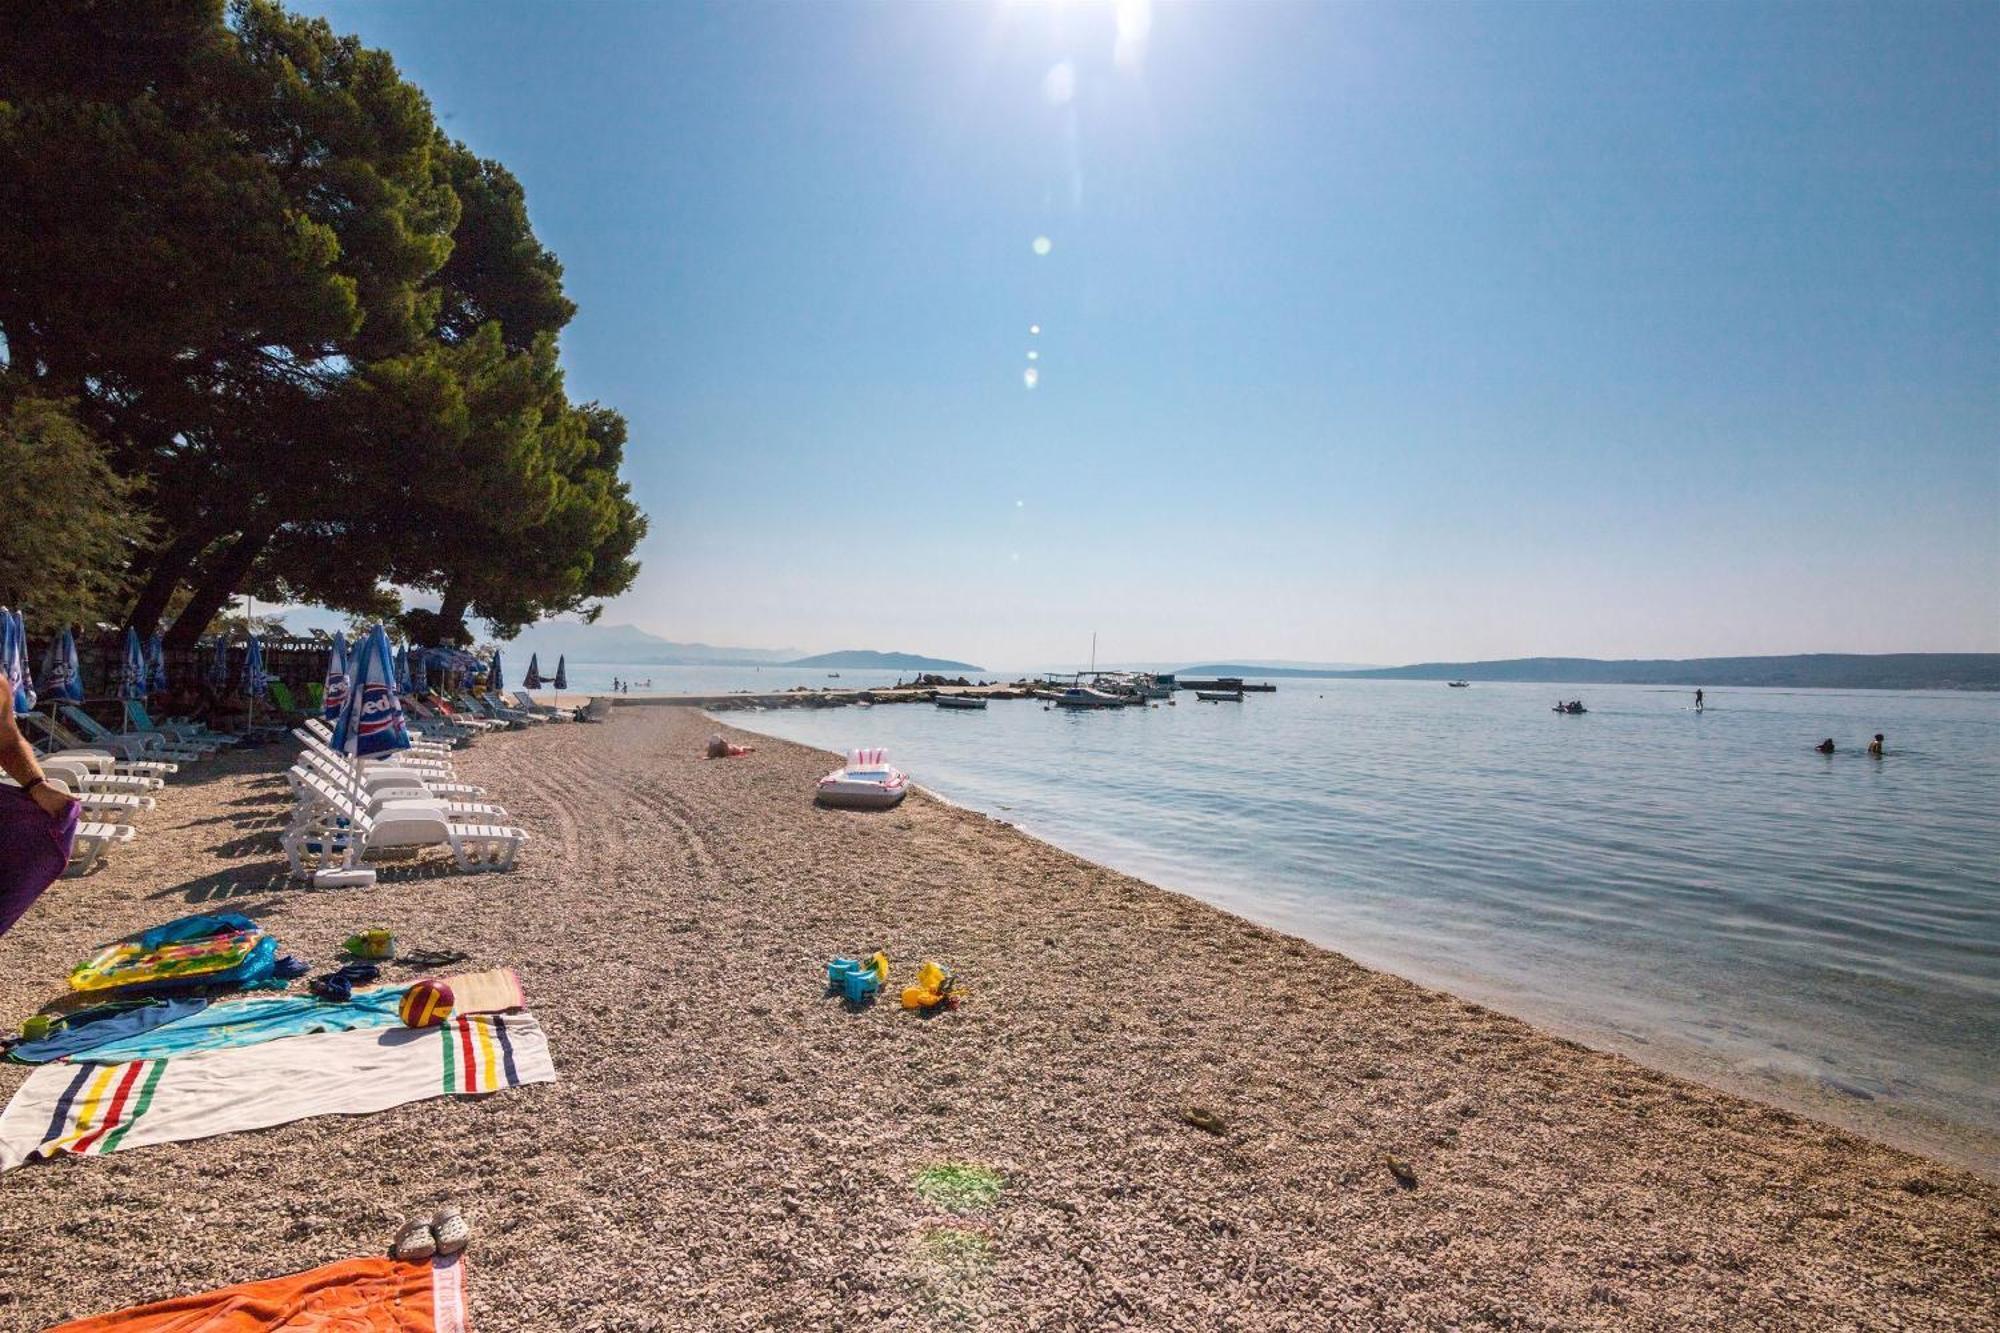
[432,1205,471,1256]
[392,1218,436,1262]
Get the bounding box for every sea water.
[733,680,2000,1173]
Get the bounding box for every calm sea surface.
[717,678,2000,1173]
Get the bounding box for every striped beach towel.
[0,1013,554,1171]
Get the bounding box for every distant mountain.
[1176,661,1379,678]
[504,621,797,666]
[787,650,986,672]
[1315,654,2000,691]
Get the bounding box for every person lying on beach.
[706,735,754,759]
[1817,738,1837,754]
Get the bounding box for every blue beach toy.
[827,952,890,1005]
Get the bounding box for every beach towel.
[5,998,210,1065]
[0,1012,554,1171]
[69,986,410,1064]
[440,967,525,1015]
[0,782,79,937]
[48,1254,469,1332]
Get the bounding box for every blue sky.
[304,0,1997,669]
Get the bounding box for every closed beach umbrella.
[552,655,568,690]
[522,653,542,689]
[488,649,504,694]
[208,634,230,690]
[119,628,147,702]
[330,625,410,759]
[242,635,269,699]
[410,647,428,694]
[322,632,350,723]
[146,632,168,695]
[1,609,34,714]
[41,627,85,705]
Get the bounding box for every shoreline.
[717,701,2000,1181]
[1,707,1994,1328]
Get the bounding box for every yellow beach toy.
[900,960,958,1011]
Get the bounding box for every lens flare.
[1042,61,1075,106]
[1031,236,1052,257]
[1023,367,1040,389]
[1029,324,1041,335]
[1027,350,1039,360]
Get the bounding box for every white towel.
[0,1012,554,1171]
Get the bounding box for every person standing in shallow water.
[1694,688,1704,710]
[1817,738,1837,754]
[1868,733,1885,756]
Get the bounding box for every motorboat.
[1447,681,1470,688]
[1196,689,1244,702]
[1054,687,1126,709]
[935,694,987,710]
[1552,702,1587,714]
[816,748,908,809]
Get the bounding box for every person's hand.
[29,780,79,818]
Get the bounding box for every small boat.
[935,694,986,710]
[1447,681,1470,688]
[816,748,908,809]
[1195,689,1244,702]
[1552,703,1587,714]
[1054,687,1126,709]
[827,672,840,678]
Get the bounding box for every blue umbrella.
[146,632,168,695]
[393,645,412,693]
[242,635,269,699]
[522,653,542,689]
[322,632,350,723]
[410,647,428,694]
[41,626,85,705]
[552,655,568,690]
[330,625,410,759]
[119,628,148,701]
[1,609,34,715]
[208,633,230,690]
[488,649,504,693]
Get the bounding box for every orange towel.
[49,1255,469,1332]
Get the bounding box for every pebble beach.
[1,705,1995,1330]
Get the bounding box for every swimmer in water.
[1816,738,1836,754]
[1868,732,1884,757]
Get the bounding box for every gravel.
[0,707,1995,1330]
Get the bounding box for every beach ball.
[399,979,455,1029]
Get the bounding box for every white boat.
[816,748,908,809]
[1054,687,1126,709]
[935,694,987,710]
[1195,689,1244,702]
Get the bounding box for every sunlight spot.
[1031,235,1052,257]
[1042,61,1076,106]
[1114,0,1152,71]
[1023,367,1039,389]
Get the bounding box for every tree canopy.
[0,0,646,646]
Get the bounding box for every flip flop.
[392,1218,436,1261]
[431,1205,471,1256]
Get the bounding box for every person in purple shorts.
[0,670,81,936]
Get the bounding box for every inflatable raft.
[816,748,909,809]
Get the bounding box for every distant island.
[787,650,986,672]
[1186,654,2000,691]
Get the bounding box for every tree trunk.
[128,530,210,636]
[164,524,274,650]
[436,585,470,645]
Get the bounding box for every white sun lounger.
[291,732,486,798]
[37,756,164,795]
[61,706,210,762]
[281,769,526,877]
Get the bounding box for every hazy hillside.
[787,650,985,672]
[1318,654,2000,691]
[505,622,796,665]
